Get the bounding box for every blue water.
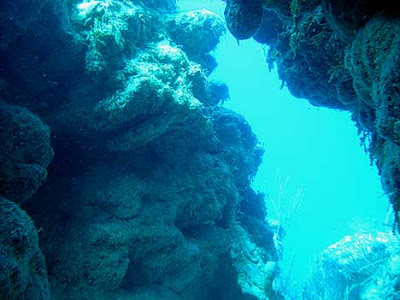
[179,0,389,293]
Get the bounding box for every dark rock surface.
[0,102,54,203]
[0,0,279,299]
[0,197,50,300]
[225,0,264,40]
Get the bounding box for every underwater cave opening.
[178,0,391,296]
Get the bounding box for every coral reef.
[26,104,277,299]
[0,197,50,300]
[222,2,400,296]
[167,9,226,64]
[0,102,54,203]
[227,0,400,230]
[0,0,278,299]
[304,232,400,300]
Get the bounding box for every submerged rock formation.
[0,197,50,300]
[226,0,400,231]
[0,0,279,299]
[305,232,400,299]
[0,102,54,203]
[225,0,264,40]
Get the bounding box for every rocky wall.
[0,0,280,299]
[224,0,400,231]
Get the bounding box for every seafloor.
[1,0,400,299]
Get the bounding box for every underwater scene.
[1,0,400,299]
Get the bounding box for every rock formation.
[228,0,400,232]
[305,232,400,299]
[0,0,279,299]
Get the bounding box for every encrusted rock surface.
[305,232,400,299]
[224,0,264,40]
[0,0,279,299]
[167,9,226,62]
[0,102,54,203]
[0,197,50,300]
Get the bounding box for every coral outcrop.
[167,9,225,62]
[0,102,54,203]
[224,0,264,40]
[0,0,279,299]
[0,197,50,300]
[226,0,400,230]
[305,232,400,300]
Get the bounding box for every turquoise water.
[179,0,390,293]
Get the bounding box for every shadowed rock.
[225,0,263,40]
[0,197,50,300]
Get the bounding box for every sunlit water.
[178,0,390,295]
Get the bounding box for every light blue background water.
[178,0,390,291]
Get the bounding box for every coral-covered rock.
[206,80,230,106]
[211,108,264,187]
[72,0,161,78]
[346,17,400,144]
[167,9,225,60]
[25,103,276,299]
[0,102,53,203]
[305,232,400,300]
[260,1,355,109]
[323,0,400,42]
[0,197,50,300]
[1,0,279,299]
[248,0,400,230]
[224,0,264,40]
[231,225,279,300]
[253,9,284,45]
[344,16,400,222]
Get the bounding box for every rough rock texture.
[167,9,226,64]
[0,197,50,300]
[0,102,54,203]
[305,232,400,300]
[26,105,279,299]
[0,0,279,299]
[225,0,264,40]
[230,0,400,230]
